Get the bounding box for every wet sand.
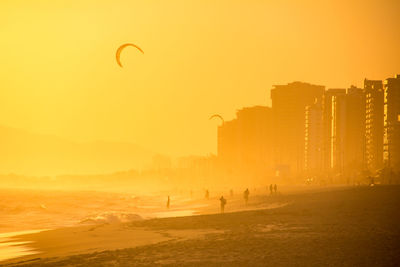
[2,186,400,266]
[0,230,48,262]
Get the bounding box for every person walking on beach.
[166,195,170,209]
[230,189,234,198]
[269,184,273,195]
[220,196,227,213]
[274,184,277,194]
[243,188,249,205]
[205,189,210,200]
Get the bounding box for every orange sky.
[0,0,399,156]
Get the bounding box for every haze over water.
[1,0,400,266]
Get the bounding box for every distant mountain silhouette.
[0,126,154,176]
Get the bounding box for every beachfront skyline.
[1,0,400,157]
[1,1,400,265]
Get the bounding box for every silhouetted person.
[243,188,249,205]
[166,196,170,209]
[230,189,234,198]
[274,184,277,194]
[269,184,273,195]
[220,196,227,213]
[205,190,209,200]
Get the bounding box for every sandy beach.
[1,185,400,266]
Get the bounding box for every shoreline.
[0,186,295,264]
[0,184,343,235]
[3,185,399,266]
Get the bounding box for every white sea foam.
[80,212,143,224]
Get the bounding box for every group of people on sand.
[167,185,279,213]
[220,188,250,213]
[269,184,278,195]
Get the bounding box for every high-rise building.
[217,106,274,183]
[322,86,364,181]
[322,89,346,175]
[383,75,400,174]
[305,99,323,175]
[271,82,325,177]
[330,91,347,174]
[364,79,384,174]
[343,86,365,176]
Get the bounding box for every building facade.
[271,82,325,178]
[217,106,274,184]
[343,86,365,177]
[383,75,400,174]
[330,91,347,174]
[321,89,346,177]
[320,86,364,182]
[364,79,384,174]
[304,99,323,175]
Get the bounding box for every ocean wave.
[79,212,143,224]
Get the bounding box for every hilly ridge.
[0,126,155,176]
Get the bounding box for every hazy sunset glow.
[1,1,400,266]
[1,0,399,156]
